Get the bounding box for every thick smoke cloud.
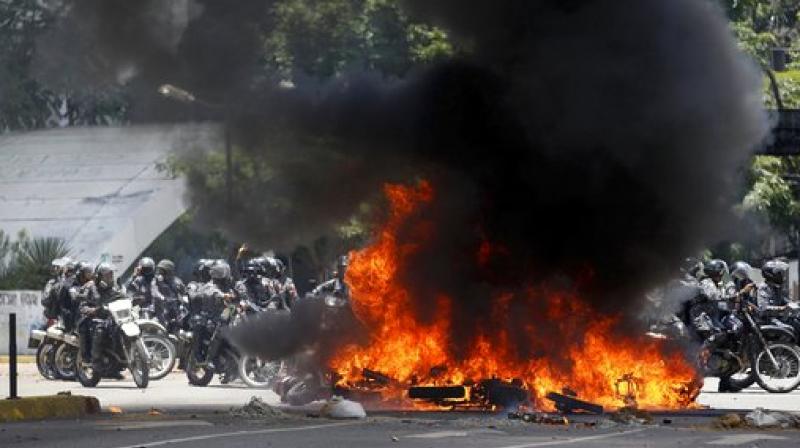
[39,1,768,358]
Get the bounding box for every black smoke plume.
[38,1,768,359]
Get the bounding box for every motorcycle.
[132,297,179,380]
[29,319,78,381]
[273,291,350,405]
[184,304,241,386]
[235,299,285,388]
[76,298,150,388]
[697,305,800,393]
[28,320,59,380]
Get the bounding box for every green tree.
[0,230,71,289]
[260,0,453,80]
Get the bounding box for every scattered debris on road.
[546,391,604,415]
[714,413,744,429]
[745,408,800,429]
[320,396,367,419]
[610,407,653,426]
[229,396,286,419]
[109,406,124,415]
[507,411,568,425]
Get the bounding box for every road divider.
[0,394,100,422]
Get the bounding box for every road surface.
[1,364,799,447]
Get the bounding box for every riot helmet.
[762,260,789,287]
[76,261,95,284]
[156,259,176,278]
[138,257,155,276]
[62,257,77,276]
[210,260,231,282]
[50,257,66,276]
[730,261,753,290]
[240,259,260,279]
[703,259,727,282]
[95,263,114,288]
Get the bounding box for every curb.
[0,395,101,422]
[0,355,36,364]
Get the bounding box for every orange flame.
[330,181,700,409]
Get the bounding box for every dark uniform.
[77,280,119,364]
[152,274,186,330]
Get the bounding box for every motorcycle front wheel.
[53,342,77,381]
[129,339,150,389]
[75,349,101,388]
[142,335,176,380]
[239,355,281,388]
[186,354,214,386]
[753,343,800,393]
[36,342,59,380]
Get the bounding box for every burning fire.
[330,181,700,409]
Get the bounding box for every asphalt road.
[2,409,799,448]
[1,364,799,447]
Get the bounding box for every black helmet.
[156,259,175,276]
[730,261,752,289]
[76,261,95,283]
[241,259,260,278]
[95,263,114,286]
[258,257,282,279]
[762,260,789,286]
[210,260,231,281]
[193,259,208,281]
[50,257,66,276]
[139,257,155,276]
[251,256,268,276]
[703,259,727,279]
[62,257,76,275]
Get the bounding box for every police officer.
[74,262,99,365]
[203,260,238,383]
[252,256,294,310]
[235,259,269,313]
[151,259,186,331]
[688,259,738,391]
[126,257,156,317]
[41,258,66,321]
[756,260,791,313]
[57,259,79,332]
[187,259,214,303]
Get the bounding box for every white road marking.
[706,434,788,445]
[95,420,214,430]
[405,428,506,439]
[406,430,470,439]
[106,421,360,448]
[491,428,647,448]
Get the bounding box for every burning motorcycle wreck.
[230,181,708,412]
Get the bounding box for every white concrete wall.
[0,291,44,355]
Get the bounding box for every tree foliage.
[0,230,71,290]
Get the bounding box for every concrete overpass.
[0,124,221,274]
